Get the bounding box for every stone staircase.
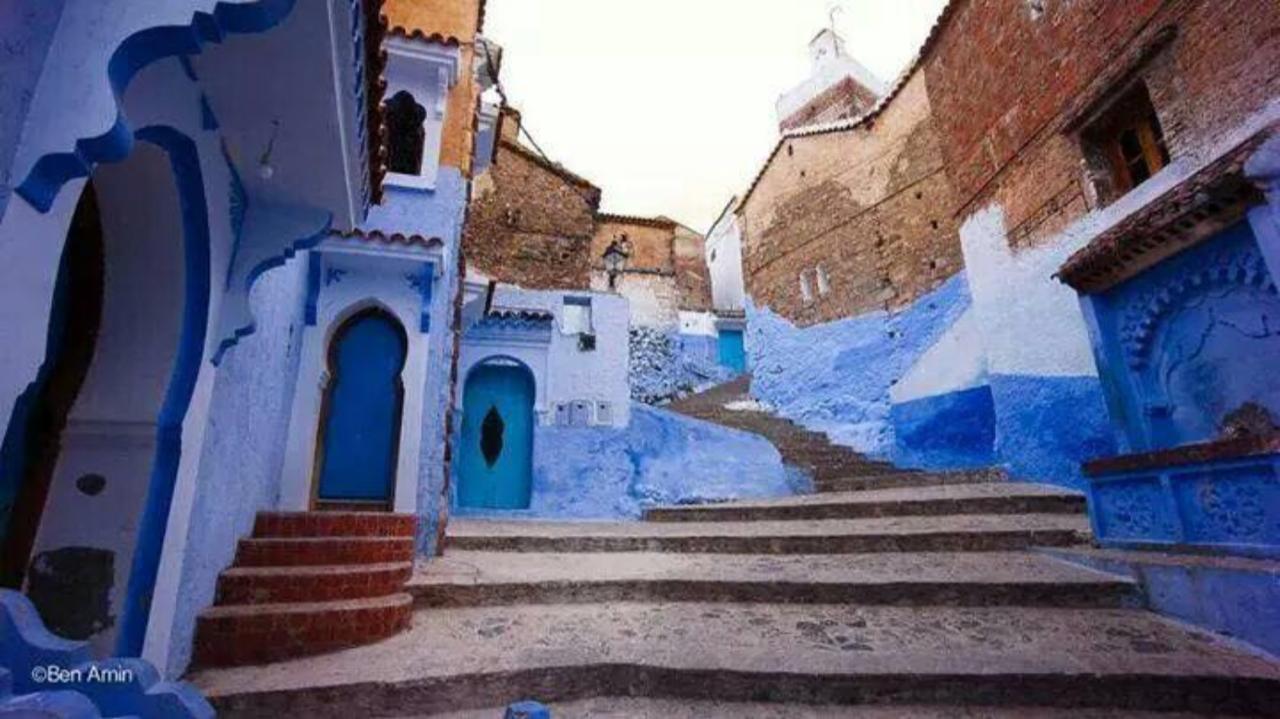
[193,477,1280,716]
[191,512,416,668]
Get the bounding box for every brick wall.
[463,139,601,289]
[779,76,880,132]
[740,74,962,326]
[924,0,1280,248]
[673,225,712,312]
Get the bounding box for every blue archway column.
[114,127,212,658]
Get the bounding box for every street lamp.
[602,235,631,290]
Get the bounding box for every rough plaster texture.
[705,210,746,313]
[453,404,794,520]
[629,327,733,405]
[747,272,972,456]
[166,260,306,677]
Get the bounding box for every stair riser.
[252,513,415,539]
[216,566,413,605]
[193,602,411,668]
[208,664,1280,719]
[235,539,415,567]
[816,474,1000,492]
[643,496,1084,522]
[446,530,1088,554]
[411,580,1138,609]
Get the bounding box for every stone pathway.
[191,380,1280,716]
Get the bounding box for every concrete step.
[817,468,1008,492]
[215,562,414,605]
[409,550,1137,608]
[643,483,1083,523]
[193,603,1280,717]
[444,515,1091,554]
[420,698,1223,718]
[252,511,415,538]
[234,536,414,567]
[193,593,412,668]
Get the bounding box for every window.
[815,264,830,296]
[799,270,814,305]
[561,296,593,335]
[1082,83,1170,204]
[385,91,427,175]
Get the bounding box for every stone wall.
[673,225,712,312]
[740,74,962,327]
[463,139,601,289]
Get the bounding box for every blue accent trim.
[115,126,212,658]
[304,251,322,326]
[199,94,218,131]
[14,0,298,213]
[418,262,434,333]
[209,216,332,365]
[177,54,199,82]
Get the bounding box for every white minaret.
[775,21,887,131]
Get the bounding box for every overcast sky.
[483,0,948,232]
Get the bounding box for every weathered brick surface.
[780,76,880,133]
[591,216,712,314]
[924,0,1280,248]
[741,75,962,325]
[463,138,600,289]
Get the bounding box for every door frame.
[310,306,408,511]
[457,356,537,510]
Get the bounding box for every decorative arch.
[457,356,537,510]
[113,126,213,658]
[312,307,409,508]
[15,0,299,214]
[463,354,537,388]
[1120,247,1277,369]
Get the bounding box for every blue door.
[718,329,746,372]
[458,363,535,509]
[316,310,406,504]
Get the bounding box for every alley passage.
[194,380,1280,717]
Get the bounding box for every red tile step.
[234,536,415,567]
[253,511,415,539]
[215,562,413,605]
[192,593,413,668]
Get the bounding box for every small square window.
[799,271,814,305]
[561,296,593,335]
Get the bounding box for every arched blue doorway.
[458,361,535,510]
[314,308,407,508]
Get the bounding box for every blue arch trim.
[14,0,298,213]
[114,126,212,658]
[209,216,332,366]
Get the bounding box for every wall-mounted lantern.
[602,235,631,291]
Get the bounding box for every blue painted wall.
[988,374,1115,490]
[890,384,996,470]
[317,311,406,502]
[453,404,801,520]
[747,273,976,456]
[1087,221,1280,452]
[168,260,307,676]
[0,1,65,219]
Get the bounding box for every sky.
[482,0,949,232]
